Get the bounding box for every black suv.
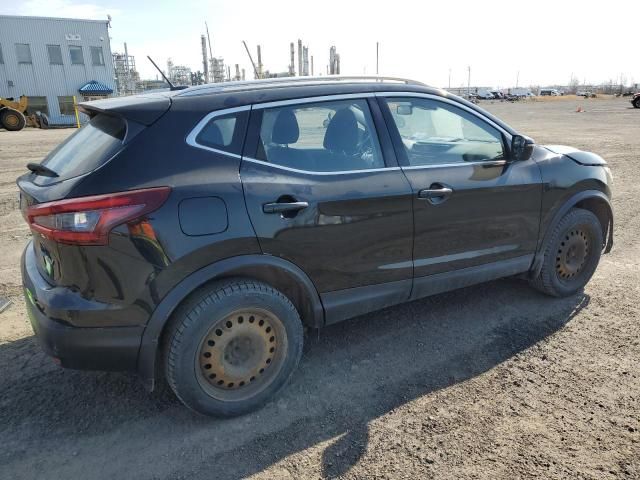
[18,77,613,416]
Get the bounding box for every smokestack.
[302,46,309,76]
[297,39,302,76]
[329,46,335,75]
[289,42,295,76]
[311,55,314,76]
[242,68,246,81]
[201,35,209,82]
[257,45,263,78]
[235,64,240,81]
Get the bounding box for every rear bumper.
[21,241,143,371]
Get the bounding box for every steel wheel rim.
[556,228,589,281]
[5,113,19,128]
[195,308,287,401]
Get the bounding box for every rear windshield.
[37,114,126,184]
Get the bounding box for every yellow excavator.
[0,96,28,131]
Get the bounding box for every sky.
[2,0,638,89]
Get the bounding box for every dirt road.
[0,98,638,479]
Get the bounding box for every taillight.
[26,187,171,245]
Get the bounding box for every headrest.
[271,109,299,144]
[323,108,359,154]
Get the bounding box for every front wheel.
[164,279,304,417]
[530,208,603,297]
[633,98,640,108]
[0,108,27,131]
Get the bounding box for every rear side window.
[256,99,384,172]
[193,110,249,156]
[38,114,125,184]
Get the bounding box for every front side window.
[385,97,504,166]
[16,43,32,64]
[47,45,63,65]
[58,96,75,115]
[193,110,249,156]
[256,98,384,172]
[69,45,84,64]
[90,46,104,66]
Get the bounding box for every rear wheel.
[0,108,27,131]
[633,97,640,108]
[530,208,603,297]
[164,279,304,417]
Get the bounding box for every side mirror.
[511,134,535,161]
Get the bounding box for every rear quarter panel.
[50,105,260,326]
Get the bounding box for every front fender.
[531,189,613,278]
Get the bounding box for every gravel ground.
[0,97,638,479]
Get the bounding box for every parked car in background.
[18,76,614,417]
[577,91,596,98]
[540,89,561,96]
[476,91,494,100]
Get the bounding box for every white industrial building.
[0,15,116,123]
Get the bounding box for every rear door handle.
[263,201,309,214]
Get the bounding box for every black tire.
[164,278,304,417]
[633,98,640,109]
[0,108,27,131]
[530,208,603,297]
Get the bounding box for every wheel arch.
[137,254,324,389]
[531,189,613,278]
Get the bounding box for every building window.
[16,43,32,64]
[58,96,75,115]
[0,44,4,64]
[69,45,84,65]
[26,96,49,116]
[90,46,105,66]
[47,45,63,65]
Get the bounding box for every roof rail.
[177,75,429,97]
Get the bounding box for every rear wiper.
[26,163,59,178]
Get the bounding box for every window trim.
[185,92,514,175]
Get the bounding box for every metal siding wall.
[0,15,116,117]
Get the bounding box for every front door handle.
[263,201,309,214]
[418,186,453,203]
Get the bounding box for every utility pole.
[467,66,471,98]
[516,70,520,88]
[376,42,379,75]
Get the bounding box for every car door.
[378,94,542,294]
[239,95,414,320]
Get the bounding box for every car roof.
[82,76,519,136]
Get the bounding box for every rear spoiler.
[79,93,172,126]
